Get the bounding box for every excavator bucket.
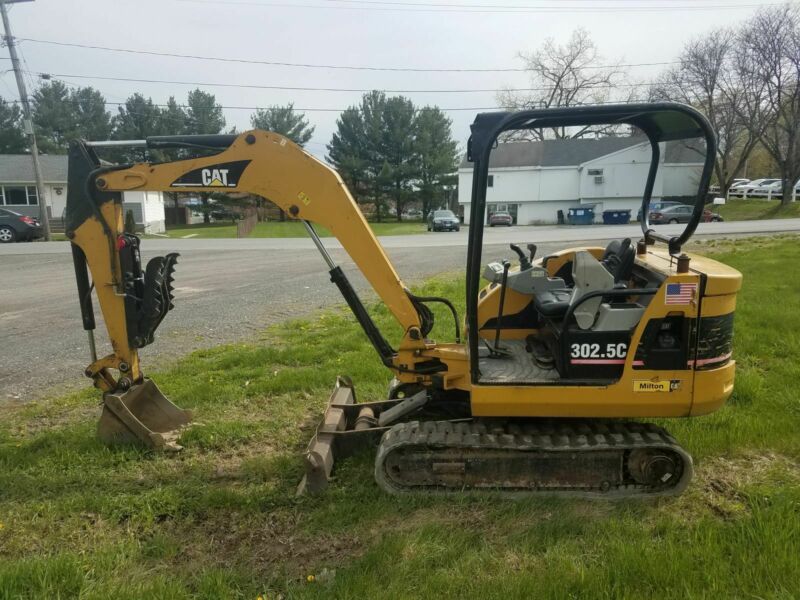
[97,379,192,451]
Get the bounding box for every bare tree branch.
[651,27,766,196]
[733,4,800,205]
[497,28,631,142]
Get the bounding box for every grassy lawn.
[714,199,800,221]
[163,220,428,239]
[2,236,800,598]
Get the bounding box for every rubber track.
[374,419,693,498]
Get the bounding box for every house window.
[0,185,38,205]
[587,168,603,176]
[488,175,494,187]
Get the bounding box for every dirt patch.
[163,510,363,580]
[2,398,99,438]
[665,452,800,521]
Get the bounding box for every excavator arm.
[66,130,435,448]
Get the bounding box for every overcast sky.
[2,0,776,158]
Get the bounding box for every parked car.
[488,211,513,227]
[649,204,695,224]
[0,208,43,243]
[709,179,748,194]
[637,200,687,222]
[211,208,240,221]
[427,209,460,232]
[728,178,780,197]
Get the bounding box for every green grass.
[714,199,800,221]
[163,220,428,239]
[2,237,800,598]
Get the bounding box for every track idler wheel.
[627,448,681,489]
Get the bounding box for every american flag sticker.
[665,282,697,305]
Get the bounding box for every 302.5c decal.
[570,342,628,362]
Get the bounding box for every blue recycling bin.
[602,209,632,225]
[567,207,595,225]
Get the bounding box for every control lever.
[486,260,513,359]
[527,243,537,263]
[509,244,532,271]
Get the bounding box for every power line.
[18,37,681,72]
[172,0,777,12]
[321,0,765,5]
[35,70,666,93]
[8,94,652,113]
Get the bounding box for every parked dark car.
[211,208,240,221]
[649,204,696,224]
[488,211,513,227]
[637,200,687,222]
[0,208,43,243]
[427,209,460,232]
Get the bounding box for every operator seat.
[600,238,635,284]
[533,238,635,320]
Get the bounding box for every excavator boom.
[66,131,433,447]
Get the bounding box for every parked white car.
[750,180,784,197]
[728,178,780,197]
[711,178,749,194]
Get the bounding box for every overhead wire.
[17,37,681,73]
[171,0,778,12]
[33,70,667,94]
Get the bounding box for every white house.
[0,154,167,233]
[457,136,704,225]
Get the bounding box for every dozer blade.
[297,376,405,495]
[97,379,193,451]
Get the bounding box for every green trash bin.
[567,207,595,225]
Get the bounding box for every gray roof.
[460,136,703,169]
[0,154,68,183]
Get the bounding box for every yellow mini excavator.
[66,103,741,498]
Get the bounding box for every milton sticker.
[170,160,251,189]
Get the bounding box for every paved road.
[4,218,800,254]
[2,219,799,401]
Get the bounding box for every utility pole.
[1,0,50,240]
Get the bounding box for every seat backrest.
[570,251,615,330]
[601,238,635,283]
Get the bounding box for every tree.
[413,107,459,218]
[159,97,189,212]
[185,89,225,222]
[250,103,315,146]
[32,81,74,153]
[160,96,188,137]
[327,106,372,201]
[327,91,417,221]
[378,95,417,221]
[734,5,800,205]
[497,28,629,140]
[112,93,163,140]
[0,96,26,153]
[70,86,113,142]
[185,88,225,135]
[651,28,764,196]
[33,82,112,153]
